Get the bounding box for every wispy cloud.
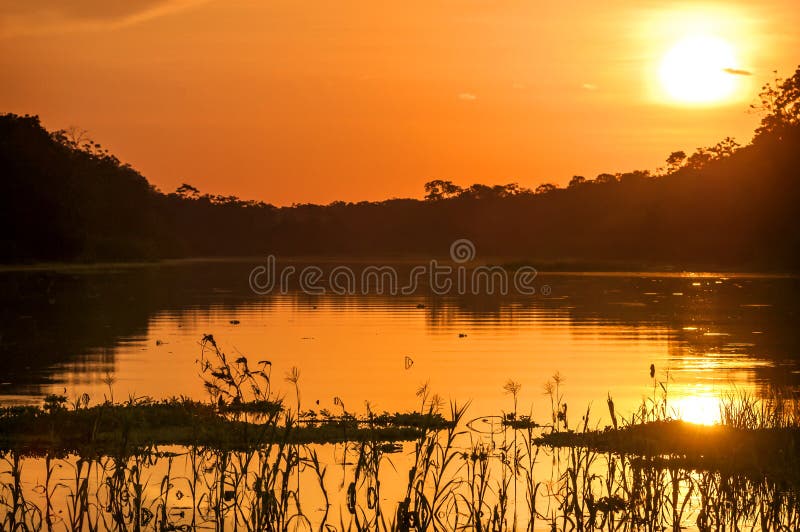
[723,67,752,76]
[0,0,210,38]
[582,83,598,91]
[457,92,477,101]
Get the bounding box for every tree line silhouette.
[1,66,799,269]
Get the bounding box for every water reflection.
[2,436,797,530]
[0,262,797,419]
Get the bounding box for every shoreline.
[0,255,796,278]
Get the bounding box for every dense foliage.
[2,66,799,269]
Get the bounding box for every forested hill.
[1,68,799,270]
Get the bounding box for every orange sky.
[1,1,798,205]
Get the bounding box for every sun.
[658,35,739,104]
[673,395,721,425]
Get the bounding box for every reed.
[1,345,799,530]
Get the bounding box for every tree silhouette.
[686,138,740,170]
[175,183,200,199]
[2,69,800,273]
[535,183,557,194]
[424,179,462,201]
[753,66,800,138]
[595,173,617,184]
[568,175,586,187]
[618,170,650,184]
[665,151,686,173]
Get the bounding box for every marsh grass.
[719,387,800,429]
[540,372,800,491]
[0,339,448,455]
[1,346,800,530]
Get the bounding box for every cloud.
[457,92,477,101]
[723,67,752,76]
[582,83,598,91]
[0,0,209,38]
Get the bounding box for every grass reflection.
[1,338,799,530]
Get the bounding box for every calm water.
[2,260,799,530]
[0,260,798,424]
[4,442,797,531]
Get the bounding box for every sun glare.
[659,35,739,104]
[673,395,722,425]
[640,4,757,107]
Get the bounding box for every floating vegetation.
[539,420,800,481]
[0,342,799,530]
[0,397,452,455]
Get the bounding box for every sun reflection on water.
[672,394,722,425]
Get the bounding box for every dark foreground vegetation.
[1,339,799,529]
[0,398,446,456]
[2,68,800,269]
[541,420,800,482]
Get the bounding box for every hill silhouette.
[1,67,799,270]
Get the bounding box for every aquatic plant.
[2,347,800,530]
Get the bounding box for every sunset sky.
[1,1,798,205]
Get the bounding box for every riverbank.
[0,255,796,277]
